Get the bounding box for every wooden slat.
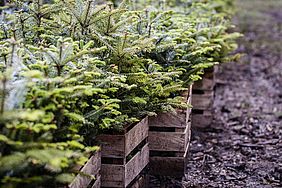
[186,85,193,122]
[98,117,148,158]
[150,142,189,177]
[204,66,217,78]
[192,110,213,128]
[149,120,190,153]
[193,77,215,90]
[149,141,190,177]
[98,134,125,158]
[149,155,187,177]
[148,110,186,128]
[101,164,124,187]
[101,144,149,188]
[180,85,193,102]
[184,121,191,150]
[187,93,192,117]
[129,174,148,188]
[148,85,192,128]
[192,90,214,110]
[125,117,148,156]
[125,144,149,187]
[193,65,218,90]
[70,151,101,188]
[149,130,186,152]
[91,175,101,188]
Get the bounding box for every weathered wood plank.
[181,85,193,102]
[192,90,214,110]
[193,65,218,90]
[125,144,149,187]
[148,111,187,128]
[149,151,188,177]
[187,94,192,121]
[98,117,148,158]
[129,173,148,188]
[91,175,101,188]
[70,151,101,188]
[101,164,124,187]
[97,134,125,158]
[148,131,186,152]
[101,144,149,188]
[192,110,213,128]
[125,117,148,157]
[184,121,191,150]
[193,77,215,90]
[149,86,192,129]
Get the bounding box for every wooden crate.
[191,90,214,110]
[148,124,190,177]
[148,86,192,177]
[149,120,191,153]
[127,167,149,188]
[149,148,189,177]
[193,66,216,91]
[97,117,149,188]
[191,66,217,128]
[192,110,213,129]
[70,151,101,188]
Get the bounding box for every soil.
[149,0,282,187]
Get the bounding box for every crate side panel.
[129,174,148,188]
[148,111,186,128]
[191,111,213,128]
[192,91,214,110]
[125,117,148,156]
[70,151,101,188]
[91,175,101,188]
[148,131,186,152]
[193,77,215,90]
[149,156,186,177]
[125,144,149,187]
[98,134,125,158]
[101,164,125,187]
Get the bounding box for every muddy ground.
[150,0,282,187]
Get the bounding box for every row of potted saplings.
[70,67,216,188]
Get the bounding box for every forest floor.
[150,0,282,187]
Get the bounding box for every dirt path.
[183,0,282,187]
[149,1,282,187]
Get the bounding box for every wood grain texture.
[148,121,190,152]
[186,87,192,121]
[130,174,148,188]
[148,110,187,128]
[149,131,185,152]
[91,175,101,188]
[149,86,192,129]
[181,85,193,102]
[101,144,149,188]
[97,134,125,158]
[125,144,149,187]
[192,110,213,128]
[125,117,148,157]
[97,117,148,158]
[192,90,214,110]
[184,121,191,150]
[149,149,188,177]
[193,77,215,90]
[70,151,101,188]
[193,65,218,90]
[101,164,124,187]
